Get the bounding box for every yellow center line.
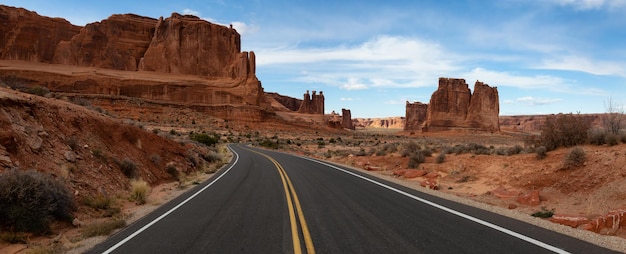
[245,147,315,254]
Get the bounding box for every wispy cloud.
[549,0,626,10]
[515,96,563,106]
[182,8,257,35]
[538,55,626,77]
[463,68,569,90]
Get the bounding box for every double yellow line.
[247,148,315,254]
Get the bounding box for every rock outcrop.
[341,109,354,130]
[298,90,324,114]
[0,5,80,62]
[353,117,405,129]
[404,102,428,131]
[0,5,266,121]
[266,92,302,112]
[406,78,500,132]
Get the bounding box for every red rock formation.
[342,108,354,130]
[353,117,405,129]
[298,90,324,114]
[404,101,428,131]
[53,14,156,70]
[423,78,500,132]
[549,214,591,228]
[266,92,302,111]
[139,13,243,77]
[0,5,80,62]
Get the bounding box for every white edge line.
[299,156,570,254]
[102,145,240,254]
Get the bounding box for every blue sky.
[4,0,626,117]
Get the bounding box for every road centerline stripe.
[245,147,315,254]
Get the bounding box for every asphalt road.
[87,144,618,254]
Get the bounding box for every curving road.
[87,144,617,253]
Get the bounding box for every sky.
[3,0,626,118]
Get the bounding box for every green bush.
[0,169,75,234]
[563,147,586,169]
[535,146,547,160]
[190,133,219,146]
[531,207,554,218]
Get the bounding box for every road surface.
[87,144,617,253]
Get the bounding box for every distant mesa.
[405,77,500,132]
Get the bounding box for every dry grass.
[81,218,126,238]
[129,179,150,205]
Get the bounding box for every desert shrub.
[382,143,398,154]
[621,133,626,144]
[258,139,279,149]
[166,164,179,180]
[401,141,420,157]
[317,141,326,148]
[541,113,591,150]
[407,151,426,169]
[83,195,113,210]
[26,85,50,96]
[191,133,219,146]
[149,154,161,165]
[467,143,491,155]
[82,218,126,238]
[355,148,367,156]
[535,146,547,160]
[93,149,107,162]
[201,151,222,163]
[436,152,446,164]
[588,129,606,145]
[563,147,586,169]
[606,133,620,146]
[129,179,149,205]
[375,149,387,156]
[117,158,138,178]
[509,145,523,155]
[531,207,554,218]
[0,169,75,234]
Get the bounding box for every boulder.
[581,209,626,234]
[489,186,521,199]
[549,214,590,228]
[403,169,427,179]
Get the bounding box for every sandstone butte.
[405,77,500,132]
[0,5,269,122]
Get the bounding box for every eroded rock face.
[298,90,324,114]
[0,5,80,62]
[53,14,156,71]
[404,101,428,131]
[422,78,500,132]
[266,92,302,111]
[140,13,244,77]
[342,108,354,130]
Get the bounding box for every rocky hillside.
[0,86,211,197]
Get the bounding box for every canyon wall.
[0,5,265,118]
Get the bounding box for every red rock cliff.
[404,101,428,131]
[0,5,80,62]
[414,78,499,132]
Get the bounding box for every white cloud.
[339,78,368,90]
[463,68,569,90]
[503,99,515,104]
[515,96,563,106]
[538,56,626,77]
[340,97,354,101]
[182,8,200,16]
[550,0,626,10]
[384,99,409,105]
[181,9,257,35]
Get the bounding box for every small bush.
[401,141,420,157]
[563,147,586,169]
[535,146,547,160]
[436,153,446,164]
[606,134,619,146]
[82,218,126,238]
[258,139,279,149]
[67,136,79,150]
[129,179,149,205]
[201,151,222,163]
[191,133,219,146]
[118,158,138,178]
[355,148,367,156]
[407,151,426,169]
[166,164,179,180]
[83,195,113,210]
[531,207,554,218]
[26,85,50,96]
[588,129,606,145]
[621,133,626,144]
[0,169,76,234]
[375,149,387,156]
